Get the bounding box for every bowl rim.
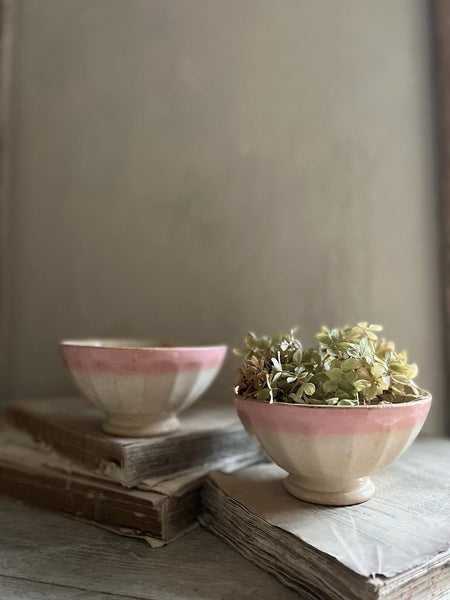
[235,392,432,409]
[60,338,228,352]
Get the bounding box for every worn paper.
[210,439,450,578]
[139,453,268,496]
[0,425,197,497]
[0,424,260,496]
[4,398,263,487]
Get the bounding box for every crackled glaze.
[235,394,431,506]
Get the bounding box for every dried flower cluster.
[235,323,426,406]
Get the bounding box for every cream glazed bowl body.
[60,339,227,437]
[235,393,431,506]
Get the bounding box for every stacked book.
[0,397,263,545]
[200,438,450,599]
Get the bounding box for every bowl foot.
[102,414,180,437]
[284,475,375,506]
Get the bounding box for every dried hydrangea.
[234,323,426,406]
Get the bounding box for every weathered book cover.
[5,397,262,487]
[200,439,450,600]
[0,434,200,544]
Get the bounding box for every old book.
[200,439,450,600]
[0,430,202,545]
[5,397,263,487]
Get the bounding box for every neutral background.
[6,0,445,433]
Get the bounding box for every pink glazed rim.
[60,339,227,374]
[234,393,432,435]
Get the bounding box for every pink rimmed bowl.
[60,339,227,437]
[235,394,431,506]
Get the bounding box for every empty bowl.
[60,339,227,437]
[235,393,431,506]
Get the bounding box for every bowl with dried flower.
[60,339,227,437]
[234,324,431,506]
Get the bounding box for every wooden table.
[0,498,298,599]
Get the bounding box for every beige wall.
[8,0,445,433]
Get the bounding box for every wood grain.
[0,498,298,600]
[0,576,132,600]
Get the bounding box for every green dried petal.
[323,379,338,394]
[354,379,371,392]
[303,382,316,396]
[341,358,360,371]
[327,368,343,381]
[256,389,271,401]
[293,350,303,364]
[235,323,425,407]
[337,399,358,406]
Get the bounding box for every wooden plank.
[0,499,298,600]
[0,575,133,599]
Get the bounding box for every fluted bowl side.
[235,394,431,505]
[60,339,227,436]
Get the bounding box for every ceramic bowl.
[235,393,431,506]
[60,339,227,437]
